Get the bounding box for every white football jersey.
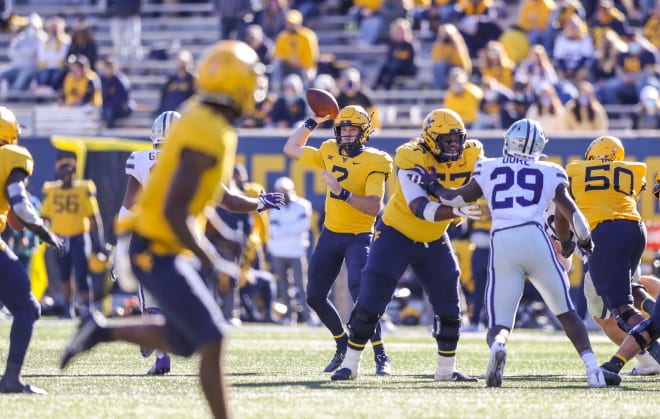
[472,156,568,231]
[125,149,159,186]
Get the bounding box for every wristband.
[338,188,351,201]
[303,118,318,130]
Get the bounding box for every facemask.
[284,91,297,104]
[451,83,464,93]
[578,95,590,105]
[540,96,552,106]
[629,42,641,55]
[484,90,498,101]
[644,99,656,110]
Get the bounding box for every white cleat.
[587,368,606,388]
[630,352,660,376]
[485,342,506,388]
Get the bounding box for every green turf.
[0,319,657,418]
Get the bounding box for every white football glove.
[452,204,482,221]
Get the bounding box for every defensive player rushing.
[424,118,618,387]
[42,154,105,318]
[601,175,660,381]
[117,110,181,376]
[566,136,650,346]
[545,202,660,376]
[60,41,284,419]
[331,108,482,382]
[283,105,394,375]
[0,106,63,394]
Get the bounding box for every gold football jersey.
[0,145,33,232]
[128,102,237,254]
[567,160,646,230]
[382,138,484,242]
[300,140,392,234]
[42,179,98,236]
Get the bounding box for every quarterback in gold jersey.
[330,108,482,382]
[0,107,62,394]
[61,41,285,419]
[566,136,648,338]
[42,154,105,318]
[284,105,394,376]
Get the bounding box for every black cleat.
[375,353,392,376]
[323,350,345,373]
[330,367,356,381]
[60,311,107,369]
[0,380,47,395]
[600,364,622,386]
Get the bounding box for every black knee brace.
[629,318,660,350]
[612,307,642,333]
[347,309,381,343]
[431,315,460,345]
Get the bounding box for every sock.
[334,332,348,353]
[341,347,363,373]
[604,355,627,373]
[580,350,598,371]
[436,353,456,375]
[372,340,386,356]
[155,350,166,359]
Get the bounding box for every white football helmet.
[150,111,181,146]
[503,118,547,160]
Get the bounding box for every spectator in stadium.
[474,76,514,130]
[154,49,195,116]
[515,45,559,95]
[107,0,143,62]
[350,0,408,46]
[329,108,479,383]
[61,41,283,419]
[0,13,42,94]
[371,18,418,91]
[525,81,565,129]
[516,0,556,46]
[478,40,515,89]
[543,0,585,52]
[99,57,132,129]
[443,67,482,128]
[58,54,101,108]
[36,16,70,92]
[42,153,105,318]
[244,24,273,67]
[215,0,256,40]
[454,0,502,57]
[552,14,595,82]
[0,106,63,395]
[267,176,313,325]
[283,105,394,377]
[563,80,609,130]
[590,0,629,49]
[430,23,472,90]
[633,85,660,129]
[644,2,660,49]
[597,28,659,104]
[270,9,319,92]
[591,28,627,89]
[499,24,531,65]
[336,67,380,129]
[269,73,307,128]
[66,17,98,72]
[261,0,287,40]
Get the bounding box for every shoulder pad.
[242,182,263,198]
[394,141,426,169]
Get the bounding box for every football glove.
[35,226,64,256]
[452,204,482,221]
[410,165,444,198]
[577,237,594,256]
[560,240,576,258]
[257,192,286,212]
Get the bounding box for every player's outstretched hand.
[577,237,594,256]
[452,204,482,220]
[258,192,286,212]
[36,227,65,256]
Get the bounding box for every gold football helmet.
[585,135,625,161]
[0,106,20,146]
[334,105,372,156]
[196,40,266,115]
[422,108,466,162]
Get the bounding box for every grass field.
[0,318,658,419]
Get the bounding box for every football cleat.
[0,380,47,395]
[147,355,171,376]
[485,342,506,388]
[630,352,660,376]
[375,353,392,376]
[60,311,108,369]
[330,367,357,381]
[599,363,622,386]
[140,346,154,358]
[323,350,345,373]
[587,368,606,388]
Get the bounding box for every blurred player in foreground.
[60,41,284,418]
[0,106,63,394]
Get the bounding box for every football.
[7,208,25,231]
[306,88,340,119]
